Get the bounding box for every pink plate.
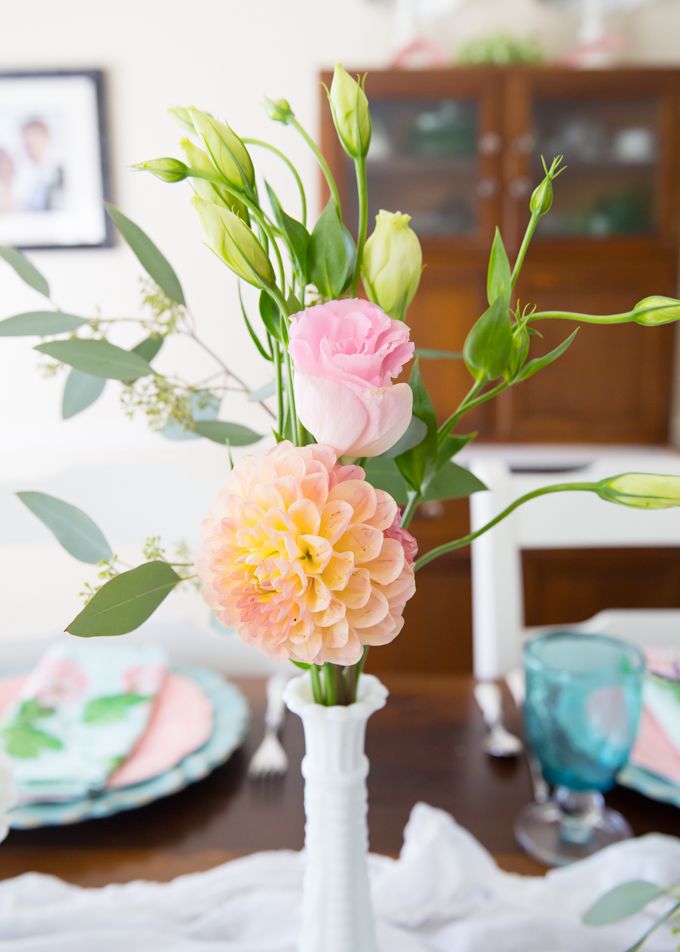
[0,672,214,789]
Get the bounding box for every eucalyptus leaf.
[307,199,348,299]
[487,227,512,306]
[515,329,579,382]
[35,339,154,381]
[583,881,666,927]
[131,335,163,363]
[67,561,182,637]
[193,421,263,445]
[0,312,88,337]
[421,461,486,502]
[62,369,106,419]
[105,203,185,306]
[248,380,276,402]
[414,348,463,360]
[381,416,429,459]
[463,293,512,381]
[16,491,112,564]
[0,246,49,297]
[162,391,220,441]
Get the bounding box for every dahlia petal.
[291,628,323,662]
[364,537,405,585]
[360,612,404,646]
[306,577,332,613]
[288,499,322,537]
[312,598,346,629]
[298,535,333,574]
[324,617,349,648]
[318,500,353,545]
[288,618,314,644]
[246,460,279,495]
[333,463,366,484]
[251,482,285,513]
[337,568,372,609]
[236,502,267,528]
[377,563,416,606]
[334,523,383,564]
[308,444,337,471]
[274,456,306,483]
[328,479,377,524]
[320,552,354,591]
[365,489,398,532]
[346,588,390,629]
[273,475,301,509]
[301,472,329,508]
[323,629,364,665]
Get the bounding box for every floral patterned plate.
[6,665,249,828]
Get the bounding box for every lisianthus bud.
[168,106,195,132]
[597,473,680,509]
[188,107,254,192]
[180,138,249,222]
[633,296,680,326]
[328,64,371,159]
[133,157,188,183]
[530,177,553,217]
[264,97,295,124]
[362,210,422,321]
[191,195,275,288]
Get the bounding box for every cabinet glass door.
[532,97,658,237]
[345,98,480,237]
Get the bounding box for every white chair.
[465,446,680,678]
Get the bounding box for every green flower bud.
[264,97,295,124]
[180,138,249,223]
[530,177,553,217]
[633,296,680,326]
[168,106,195,132]
[191,195,275,288]
[597,472,680,509]
[361,210,422,321]
[188,107,254,192]
[328,63,371,159]
[132,157,188,183]
[506,322,530,380]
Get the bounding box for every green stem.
[401,489,421,530]
[414,482,600,572]
[355,646,369,684]
[530,309,633,324]
[511,212,540,288]
[242,138,307,226]
[322,662,338,706]
[283,348,303,446]
[625,900,680,952]
[310,664,324,705]
[290,117,342,219]
[437,377,487,444]
[351,154,368,296]
[272,339,284,433]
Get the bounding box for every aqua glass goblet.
[514,631,644,866]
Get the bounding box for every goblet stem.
[555,787,605,845]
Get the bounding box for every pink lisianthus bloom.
[195,441,416,665]
[288,298,415,458]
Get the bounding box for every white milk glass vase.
[283,672,388,952]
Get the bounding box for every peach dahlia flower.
[196,441,416,665]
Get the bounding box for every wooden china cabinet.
[320,68,680,673]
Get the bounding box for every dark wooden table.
[1,674,678,887]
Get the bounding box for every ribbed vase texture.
[283,673,388,952]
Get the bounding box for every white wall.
[2,0,680,661]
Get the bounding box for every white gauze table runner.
[1,802,679,952]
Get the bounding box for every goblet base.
[514,798,633,867]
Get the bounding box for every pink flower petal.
[294,374,367,456]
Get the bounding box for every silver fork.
[248,670,291,779]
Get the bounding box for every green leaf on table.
[414,348,463,360]
[0,246,49,297]
[259,289,283,342]
[248,380,276,402]
[105,203,185,306]
[84,694,147,724]
[421,461,486,502]
[487,227,512,306]
[62,369,106,419]
[583,881,666,927]
[193,421,263,445]
[362,457,409,507]
[307,199,348,299]
[17,699,55,722]
[514,329,578,382]
[0,311,88,336]
[131,334,163,363]
[265,180,310,283]
[381,416,428,459]
[68,561,182,637]
[394,359,438,493]
[16,491,113,564]
[463,292,513,381]
[1,726,63,759]
[35,339,154,380]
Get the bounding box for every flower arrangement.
[4,64,680,708]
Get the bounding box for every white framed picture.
[0,70,112,249]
